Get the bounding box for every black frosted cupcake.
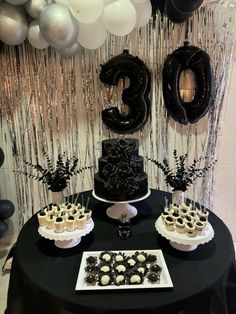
[147,272,160,283]
[84,274,97,285]
[86,256,98,265]
[150,263,162,273]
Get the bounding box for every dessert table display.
[5,189,236,314]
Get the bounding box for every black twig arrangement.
[147,150,217,192]
[16,152,92,192]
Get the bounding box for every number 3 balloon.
[162,42,214,125]
[100,50,151,134]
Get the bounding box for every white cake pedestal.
[38,219,94,249]
[92,190,151,220]
[155,216,214,251]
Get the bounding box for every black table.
[5,189,236,314]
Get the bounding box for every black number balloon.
[162,42,214,125]
[99,50,151,134]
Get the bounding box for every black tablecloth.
[5,189,236,314]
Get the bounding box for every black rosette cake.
[94,138,148,201]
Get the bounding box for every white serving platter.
[75,249,173,291]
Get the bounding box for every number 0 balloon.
[162,42,214,124]
[100,50,151,134]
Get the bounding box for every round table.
[5,189,236,314]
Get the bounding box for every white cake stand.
[155,216,214,251]
[92,190,151,220]
[38,219,94,249]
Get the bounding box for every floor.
[0,242,235,314]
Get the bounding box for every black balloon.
[0,147,4,168]
[164,0,192,23]
[99,50,151,134]
[162,41,214,125]
[172,0,203,13]
[0,220,8,238]
[0,199,15,220]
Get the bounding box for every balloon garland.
[162,41,214,125]
[0,148,15,238]
[100,50,151,134]
[0,0,152,55]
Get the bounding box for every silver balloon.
[0,2,28,45]
[27,20,49,49]
[39,3,79,50]
[59,41,81,57]
[6,0,28,5]
[25,0,52,19]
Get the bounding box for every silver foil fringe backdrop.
[0,3,235,228]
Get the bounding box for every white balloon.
[102,0,136,36]
[70,0,103,24]
[131,0,146,3]
[6,0,27,5]
[103,0,116,4]
[132,0,152,28]
[78,18,107,49]
[27,20,49,49]
[54,0,69,5]
[59,41,81,56]
[39,3,79,50]
[25,0,52,19]
[0,2,28,45]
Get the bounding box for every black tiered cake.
[94,138,148,201]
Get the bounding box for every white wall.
[214,53,236,242]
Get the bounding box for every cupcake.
[175,217,185,234]
[44,206,54,216]
[135,263,148,276]
[76,214,87,230]
[86,256,98,265]
[163,206,174,215]
[164,215,175,231]
[146,254,157,263]
[114,252,126,263]
[198,216,208,227]
[194,221,205,235]
[185,222,196,237]
[66,215,76,231]
[98,273,113,286]
[114,262,127,274]
[58,211,68,219]
[51,203,58,213]
[161,211,169,222]
[147,272,159,283]
[84,274,97,285]
[99,251,113,263]
[198,208,209,220]
[180,203,192,212]
[172,203,180,212]
[179,207,188,218]
[65,204,73,214]
[127,257,137,267]
[171,211,180,221]
[128,271,144,285]
[133,251,148,263]
[114,274,126,286]
[189,210,197,220]
[46,214,55,229]
[98,262,112,273]
[83,209,92,222]
[54,217,65,233]
[184,215,193,224]
[150,263,162,273]
[70,208,79,218]
[37,210,48,227]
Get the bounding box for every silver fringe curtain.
[0,3,235,228]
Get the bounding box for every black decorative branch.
[15,152,92,192]
[147,150,216,192]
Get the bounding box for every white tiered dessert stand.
[38,219,94,249]
[155,216,214,251]
[92,190,151,219]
